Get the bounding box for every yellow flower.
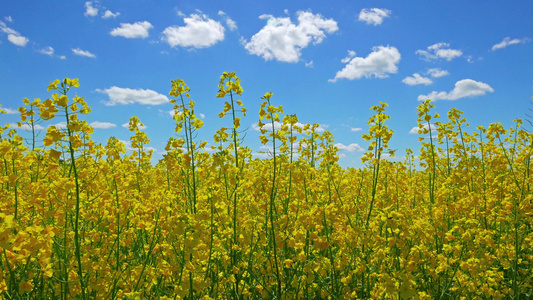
[47,79,60,91]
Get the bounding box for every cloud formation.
[416,43,462,61]
[402,73,432,86]
[72,48,96,58]
[492,37,530,51]
[330,46,401,82]
[418,79,494,101]
[38,46,54,56]
[96,87,169,106]
[103,10,120,19]
[111,21,153,38]
[244,11,338,63]
[89,121,117,129]
[0,21,29,47]
[358,8,391,26]
[163,13,225,48]
[84,1,98,17]
[427,68,449,78]
[218,11,237,31]
[335,143,364,152]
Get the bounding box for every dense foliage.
[0,75,532,299]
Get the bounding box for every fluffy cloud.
[335,143,364,152]
[427,68,449,78]
[218,11,237,31]
[84,1,98,17]
[0,21,29,47]
[96,87,169,106]
[418,79,494,101]
[492,37,530,51]
[7,34,29,47]
[244,11,338,63]
[38,46,54,56]
[330,46,401,82]
[416,43,462,61]
[402,73,432,86]
[89,121,116,129]
[111,21,153,39]
[102,10,120,19]
[358,8,391,26]
[72,48,96,58]
[163,13,225,48]
[350,127,362,132]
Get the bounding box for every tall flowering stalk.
[216,71,246,297]
[43,78,91,299]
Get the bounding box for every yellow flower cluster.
[0,75,532,299]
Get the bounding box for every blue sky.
[1,0,532,167]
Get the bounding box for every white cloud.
[0,21,17,35]
[402,73,433,86]
[59,55,66,60]
[89,121,116,129]
[38,46,54,56]
[96,86,169,106]
[244,11,338,63]
[72,48,96,58]
[1,22,29,47]
[163,13,225,48]
[427,68,449,78]
[102,10,120,19]
[492,37,530,51]
[409,123,437,134]
[350,127,362,132]
[111,21,153,39]
[335,143,364,152]
[10,123,45,131]
[218,11,237,31]
[416,43,462,61]
[330,46,400,82]
[358,8,391,26]
[121,123,147,130]
[2,107,18,114]
[84,1,98,17]
[199,113,205,119]
[50,122,67,129]
[5,16,12,23]
[7,34,28,46]
[305,60,314,68]
[418,79,494,101]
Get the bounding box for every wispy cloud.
[492,37,530,51]
[0,21,29,47]
[218,11,237,31]
[72,48,96,58]
[89,121,117,129]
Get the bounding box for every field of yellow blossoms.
[0,73,532,299]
